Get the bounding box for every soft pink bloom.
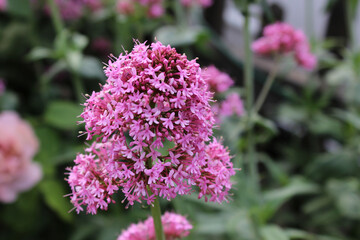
[117,212,192,240]
[0,111,42,203]
[0,0,6,11]
[202,65,234,93]
[148,3,164,18]
[116,0,164,18]
[44,0,102,20]
[219,93,244,117]
[116,0,135,15]
[66,41,234,214]
[181,0,213,8]
[252,22,317,70]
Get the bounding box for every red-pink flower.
[66,41,235,214]
[252,22,317,70]
[0,0,6,11]
[219,93,244,118]
[117,212,192,240]
[0,111,42,203]
[202,65,234,93]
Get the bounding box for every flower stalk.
[150,196,165,240]
[253,58,279,113]
[243,6,260,197]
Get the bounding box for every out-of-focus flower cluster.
[117,212,192,240]
[66,41,235,214]
[0,111,42,203]
[44,0,102,20]
[0,0,6,11]
[202,66,244,122]
[116,0,164,18]
[180,0,213,8]
[252,22,317,70]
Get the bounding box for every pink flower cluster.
[214,93,244,118]
[66,41,234,214]
[0,0,6,11]
[202,66,244,121]
[117,212,192,240]
[181,0,213,8]
[202,65,234,93]
[46,0,102,20]
[252,22,317,70]
[116,0,164,18]
[0,111,42,203]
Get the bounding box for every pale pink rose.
[0,111,42,203]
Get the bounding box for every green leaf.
[66,51,83,72]
[327,178,360,219]
[27,47,53,61]
[44,101,83,130]
[261,225,289,240]
[39,179,74,222]
[34,126,61,177]
[8,0,31,18]
[263,177,319,216]
[0,91,19,110]
[155,25,207,47]
[71,33,89,51]
[79,56,105,80]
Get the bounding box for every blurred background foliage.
[1,0,360,239]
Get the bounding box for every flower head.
[202,65,234,93]
[117,212,192,240]
[66,41,234,214]
[0,111,42,203]
[252,22,317,70]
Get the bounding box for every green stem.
[150,196,165,240]
[46,0,64,35]
[345,0,354,49]
[70,69,84,103]
[243,7,263,240]
[253,62,279,113]
[243,6,259,196]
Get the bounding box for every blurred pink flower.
[0,111,42,203]
[202,65,234,93]
[116,0,164,18]
[252,22,317,70]
[44,0,102,20]
[0,0,6,11]
[219,93,244,117]
[181,0,213,8]
[116,0,135,15]
[117,212,192,240]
